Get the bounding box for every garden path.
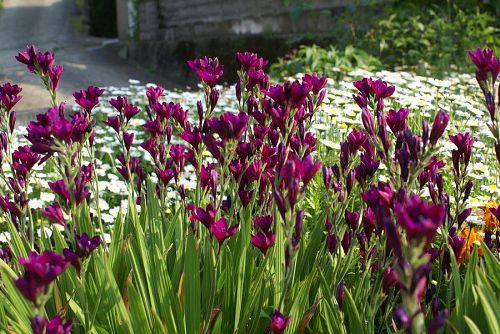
[0,0,175,123]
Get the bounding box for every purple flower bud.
[48,180,71,204]
[292,210,305,248]
[463,180,474,202]
[341,231,352,254]
[422,119,430,149]
[337,281,347,309]
[457,208,471,228]
[428,309,449,334]
[270,309,291,334]
[429,110,449,145]
[393,306,410,330]
[210,88,220,111]
[345,210,359,231]
[40,202,66,226]
[9,111,16,132]
[49,65,63,93]
[361,107,375,136]
[123,132,134,152]
[326,232,338,254]
[382,267,398,293]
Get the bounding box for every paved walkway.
[0,0,174,123]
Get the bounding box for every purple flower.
[468,48,499,84]
[429,109,449,145]
[14,251,70,303]
[48,180,71,204]
[361,107,375,136]
[270,309,291,334]
[386,108,409,134]
[12,145,40,179]
[75,233,102,258]
[210,217,238,247]
[371,78,395,99]
[353,77,372,95]
[207,111,249,141]
[103,115,121,134]
[395,194,445,245]
[187,57,224,87]
[337,281,347,309]
[35,51,55,75]
[236,52,268,71]
[449,132,475,172]
[290,80,311,108]
[41,202,66,226]
[326,232,338,254]
[382,267,398,293]
[48,65,63,93]
[109,95,127,112]
[489,206,500,221]
[302,73,327,95]
[31,315,73,334]
[254,215,273,232]
[123,103,141,121]
[16,45,38,73]
[0,247,12,263]
[251,231,275,256]
[0,82,22,112]
[428,309,449,334]
[145,86,165,106]
[345,210,360,231]
[393,306,410,330]
[123,132,134,152]
[73,86,104,114]
[347,128,367,154]
[341,231,352,254]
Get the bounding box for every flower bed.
[0,46,498,333]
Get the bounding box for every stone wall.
[118,0,365,83]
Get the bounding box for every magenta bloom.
[337,281,347,309]
[0,82,22,112]
[75,233,102,258]
[48,65,63,93]
[236,52,268,71]
[187,57,224,87]
[254,215,273,232]
[468,48,499,84]
[11,145,40,179]
[73,86,104,114]
[41,202,66,226]
[104,115,121,134]
[395,194,445,244]
[371,79,395,99]
[14,251,70,303]
[303,73,327,95]
[48,180,71,204]
[15,45,38,73]
[429,109,449,145]
[31,315,73,334]
[353,77,372,95]
[270,309,291,334]
[449,132,475,172]
[386,108,409,134]
[207,111,249,141]
[210,217,238,247]
[251,231,275,255]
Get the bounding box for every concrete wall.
[118,0,363,83]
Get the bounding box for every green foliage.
[270,45,382,80]
[271,0,499,78]
[370,2,499,74]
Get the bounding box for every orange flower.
[458,226,483,263]
[482,201,500,230]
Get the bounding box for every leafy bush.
[271,0,499,77]
[270,45,382,80]
[0,46,499,334]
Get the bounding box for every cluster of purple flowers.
[468,48,500,162]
